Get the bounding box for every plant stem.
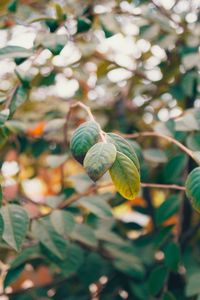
[69,101,106,142]
[121,131,195,161]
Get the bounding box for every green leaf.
[70,121,100,164]
[164,242,180,271]
[84,142,116,181]
[7,0,18,12]
[185,167,200,213]
[149,265,168,296]
[59,243,84,277]
[11,245,41,268]
[77,195,113,219]
[143,148,168,163]
[70,223,98,248]
[162,291,176,300]
[0,46,32,59]
[31,219,67,259]
[9,85,29,115]
[104,242,144,279]
[50,210,75,236]
[155,195,179,225]
[109,151,140,200]
[77,18,92,33]
[163,154,187,183]
[1,204,29,251]
[187,133,200,151]
[106,133,140,170]
[4,265,24,288]
[186,272,200,297]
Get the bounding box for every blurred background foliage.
[0,0,199,299]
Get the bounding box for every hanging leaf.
[109,151,140,200]
[106,133,140,170]
[70,121,100,164]
[1,204,29,252]
[77,195,113,219]
[185,167,200,213]
[164,242,180,271]
[50,210,75,236]
[148,265,168,296]
[4,265,24,288]
[70,223,98,248]
[31,219,67,259]
[84,142,116,181]
[155,195,179,226]
[9,85,29,115]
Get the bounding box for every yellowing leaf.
[109,152,140,200]
[84,142,116,181]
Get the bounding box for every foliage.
[0,0,199,299]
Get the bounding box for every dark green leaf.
[186,167,200,213]
[84,142,116,181]
[155,195,179,225]
[106,133,140,170]
[164,242,180,271]
[149,265,168,296]
[70,121,100,164]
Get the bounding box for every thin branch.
[32,181,185,220]
[141,182,185,191]
[121,131,195,161]
[68,101,106,142]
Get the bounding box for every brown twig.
[121,131,195,161]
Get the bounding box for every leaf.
[59,243,84,277]
[11,245,41,269]
[9,85,29,115]
[77,18,92,33]
[109,151,140,200]
[162,291,176,300]
[1,204,29,252]
[70,121,100,164]
[163,154,187,183]
[186,272,200,297]
[106,133,140,170]
[50,210,75,236]
[31,219,67,259]
[4,265,24,288]
[148,265,168,296]
[104,242,144,279]
[164,242,180,272]
[84,142,116,181]
[185,167,200,213]
[143,148,168,163]
[77,195,113,219]
[155,195,179,225]
[70,223,98,248]
[0,46,32,59]
[187,133,200,151]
